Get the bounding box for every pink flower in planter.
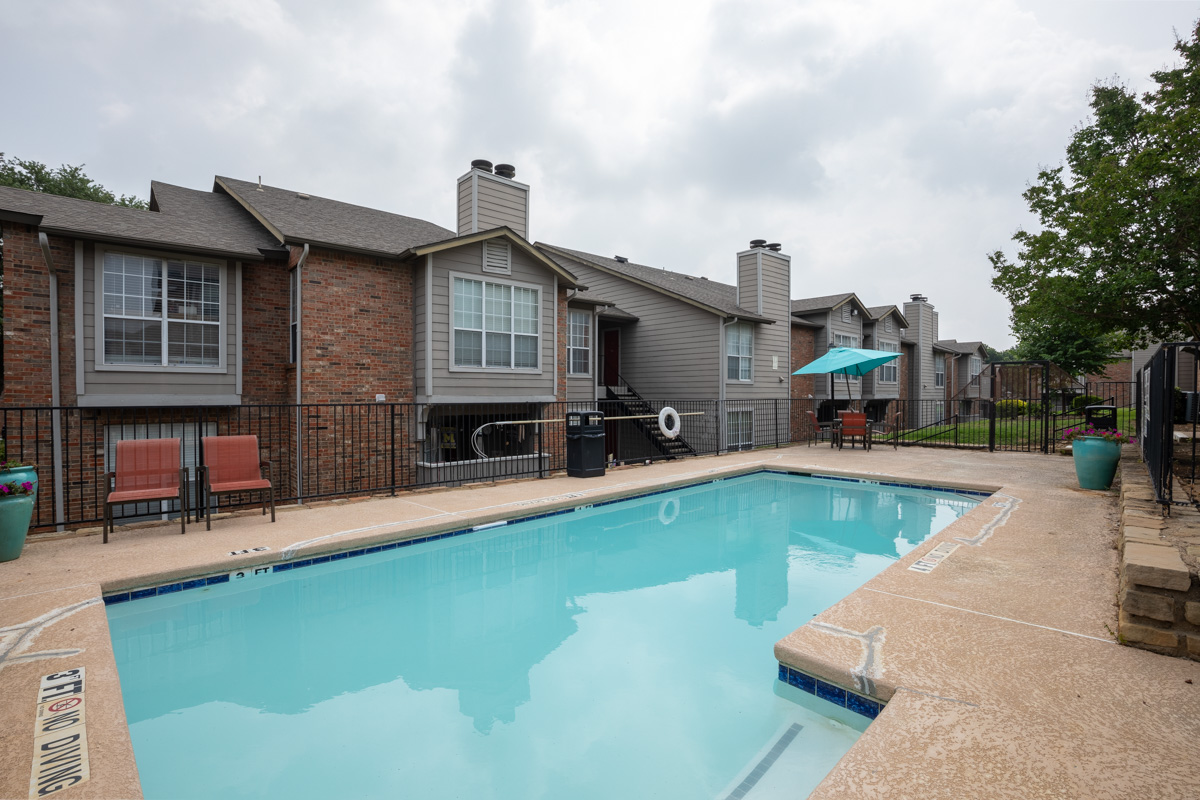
[1,486,10,494]
[21,482,32,491]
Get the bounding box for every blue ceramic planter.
[1071,437,1121,490]
[0,465,38,562]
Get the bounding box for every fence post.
[988,401,996,452]
[538,420,545,478]
[389,405,397,496]
[775,399,780,448]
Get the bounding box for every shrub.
[1026,401,1044,416]
[995,399,1026,418]
[1071,394,1103,411]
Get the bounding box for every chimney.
[457,159,530,239]
[736,239,790,317]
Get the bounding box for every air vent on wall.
[483,239,511,274]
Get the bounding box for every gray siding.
[80,242,239,404]
[863,323,901,399]
[455,170,530,238]
[554,258,719,399]
[566,304,597,403]
[821,304,864,401]
[736,252,759,313]
[414,256,428,395]
[727,250,789,400]
[421,241,557,401]
[902,300,940,403]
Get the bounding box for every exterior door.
[603,329,620,386]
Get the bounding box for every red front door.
[603,329,620,386]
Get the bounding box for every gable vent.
[841,305,851,323]
[483,239,512,274]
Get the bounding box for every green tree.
[1008,311,1119,375]
[0,153,147,209]
[990,22,1200,347]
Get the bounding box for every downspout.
[294,243,309,505]
[38,234,65,531]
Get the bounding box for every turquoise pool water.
[107,472,977,799]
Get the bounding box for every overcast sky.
[3,1,1197,347]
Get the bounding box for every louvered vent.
[483,239,511,274]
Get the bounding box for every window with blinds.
[568,310,591,375]
[101,251,222,368]
[726,322,753,381]
[452,276,539,370]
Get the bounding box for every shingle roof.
[0,183,278,259]
[567,290,615,306]
[599,305,639,322]
[936,339,988,355]
[537,243,773,323]
[216,176,454,257]
[790,293,856,314]
[865,304,910,328]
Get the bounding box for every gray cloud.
[3,0,1197,347]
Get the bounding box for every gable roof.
[404,228,581,287]
[936,339,988,355]
[537,243,774,323]
[216,176,454,257]
[865,304,911,329]
[790,292,873,317]
[0,182,277,259]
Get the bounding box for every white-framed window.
[452,274,539,370]
[568,309,591,375]
[289,267,299,364]
[834,333,860,382]
[727,409,753,450]
[100,250,223,369]
[969,356,982,378]
[726,322,753,381]
[878,341,899,383]
[482,239,511,275]
[935,355,946,388]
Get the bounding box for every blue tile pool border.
[778,664,884,720]
[103,468,991,605]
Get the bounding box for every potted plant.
[0,441,38,562]
[1062,425,1135,491]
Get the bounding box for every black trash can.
[1084,404,1117,432]
[566,411,606,478]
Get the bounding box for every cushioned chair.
[200,435,274,530]
[838,412,871,451]
[104,438,187,543]
[804,410,838,447]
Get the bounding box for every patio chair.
[870,411,904,450]
[804,410,838,448]
[104,438,187,543]
[200,435,275,530]
[838,412,871,451]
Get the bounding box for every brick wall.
[1084,359,1132,384]
[790,324,817,439]
[241,257,291,404]
[898,342,913,402]
[1,223,76,406]
[296,246,414,404]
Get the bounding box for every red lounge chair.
[804,410,838,448]
[200,435,275,530]
[104,438,187,543]
[838,412,871,451]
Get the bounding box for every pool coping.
[99,466,996,609]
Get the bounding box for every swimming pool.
[106,471,978,799]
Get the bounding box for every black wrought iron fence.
[1138,342,1200,510]
[0,380,1151,533]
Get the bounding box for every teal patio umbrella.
[793,347,902,404]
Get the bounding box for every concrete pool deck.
[0,444,1197,799]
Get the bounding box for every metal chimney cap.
[471,159,494,172]
[494,163,516,179]
[749,239,767,248]
[909,293,928,302]
[766,243,782,251]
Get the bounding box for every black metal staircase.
[603,374,696,460]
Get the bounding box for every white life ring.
[658,407,681,439]
[658,496,680,526]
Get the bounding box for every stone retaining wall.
[1116,454,1200,660]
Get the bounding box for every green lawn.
[892,408,1136,450]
